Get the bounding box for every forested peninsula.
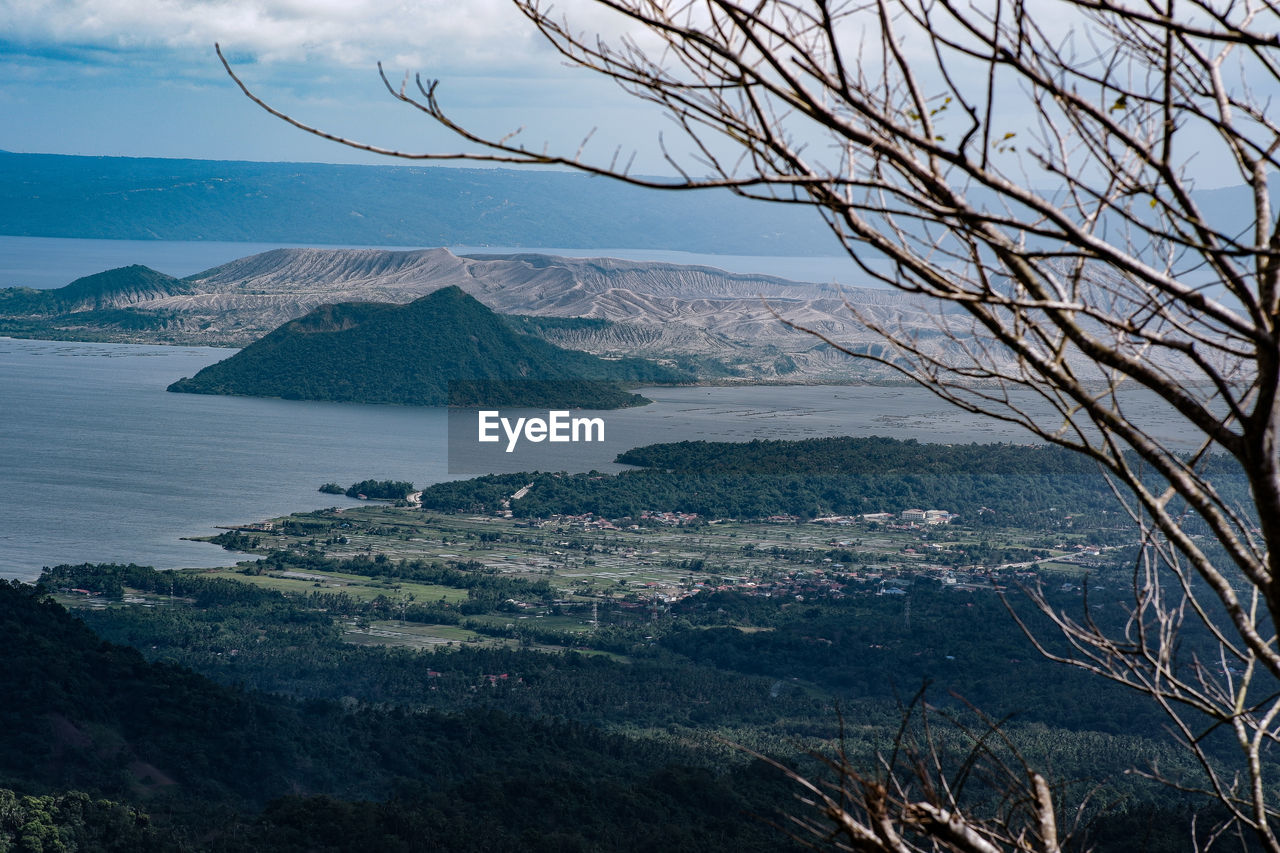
[418,435,1249,531]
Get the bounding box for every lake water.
[0,337,1205,581]
[0,338,999,580]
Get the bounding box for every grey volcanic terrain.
[6,248,967,380]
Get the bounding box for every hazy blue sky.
[0,1,672,169]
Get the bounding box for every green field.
[200,504,1109,605]
[203,566,470,603]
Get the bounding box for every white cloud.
[0,0,574,70]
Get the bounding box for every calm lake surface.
[0,338,1202,581]
[0,237,1199,581]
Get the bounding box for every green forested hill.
[0,264,191,314]
[167,286,687,407]
[0,264,192,338]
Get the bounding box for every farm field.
[178,501,1121,654]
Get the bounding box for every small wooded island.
[167,286,687,408]
[320,479,416,500]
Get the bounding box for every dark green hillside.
[0,264,189,315]
[167,286,687,407]
[0,578,326,806]
[0,264,189,339]
[0,577,803,850]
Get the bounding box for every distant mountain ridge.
[2,151,1266,259]
[167,286,686,407]
[0,150,831,255]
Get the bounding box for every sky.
[0,0,673,170]
[0,0,1261,188]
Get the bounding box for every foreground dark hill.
[167,285,686,407]
[0,577,799,850]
